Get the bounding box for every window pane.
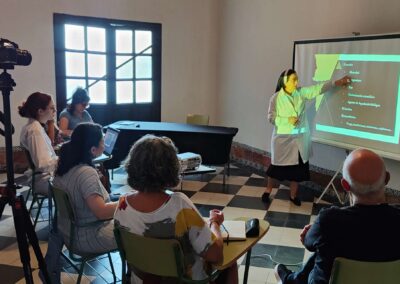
[88,54,106,78]
[66,79,86,100]
[136,80,152,103]
[116,81,133,104]
[135,31,152,54]
[116,30,132,53]
[136,56,152,78]
[87,27,105,52]
[65,24,84,50]
[116,56,133,79]
[65,52,85,76]
[88,80,107,104]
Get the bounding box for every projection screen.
[293,34,400,161]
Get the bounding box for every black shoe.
[290,196,301,206]
[274,263,292,284]
[261,192,271,203]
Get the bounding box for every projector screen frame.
[292,33,400,161]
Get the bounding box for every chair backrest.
[50,181,75,222]
[50,180,76,251]
[23,147,36,171]
[329,257,400,284]
[186,114,209,126]
[114,227,184,279]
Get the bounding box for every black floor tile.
[0,264,25,284]
[0,236,17,250]
[200,183,241,195]
[228,196,269,210]
[265,211,311,229]
[180,190,196,198]
[245,177,267,187]
[311,203,333,215]
[182,173,217,182]
[242,243,278,268]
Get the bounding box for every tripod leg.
[19,195,52,284]
[12,196,34,284]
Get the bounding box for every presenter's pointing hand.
[335,76,352,87]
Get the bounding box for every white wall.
[0,0,220,146]
[217,0,400,189]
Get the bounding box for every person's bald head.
[342,148,389,196]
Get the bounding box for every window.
[53,14,161,125]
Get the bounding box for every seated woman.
[19,92,58,195]
[53,123,117,254]
[114,135,238,284]
[59,87,93,139]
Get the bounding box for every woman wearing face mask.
[19,92,58,195]
[262,69,351,206]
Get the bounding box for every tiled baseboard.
[230,141,400,199]
[0,146,29,174]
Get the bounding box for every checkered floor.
[0,164,337,284]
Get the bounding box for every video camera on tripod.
[0,38,51,283]
[0,38,32,70]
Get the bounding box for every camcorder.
[0,38,32,69]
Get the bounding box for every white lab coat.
[268,81,334,166]
[20,119,58,195]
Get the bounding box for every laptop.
[93,127,120,163]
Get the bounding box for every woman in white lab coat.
[262,69,351,206]
[19,92,58,195]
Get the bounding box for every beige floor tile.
[251,173,265,179]
[309,215,317,224]
[259,226,303,248]
[268,199,313,215]
[223,206,267,220]
[237,185,266,197]
[210,175,250,185]
[190,192,234,206]
[174,180,207,192]
[238,265,270,284]
[266,267,279,283]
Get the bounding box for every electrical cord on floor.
[251,253,304,267]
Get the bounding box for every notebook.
[221,220,246,241]
[93,127,120,162]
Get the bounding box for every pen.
[221,223,229,246]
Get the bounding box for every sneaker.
[261,192,271,203]
[290,196,301,206]
[274,263,292,284]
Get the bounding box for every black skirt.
[266,152,310,182]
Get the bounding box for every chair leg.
[33,198,45,229]
[77,260,86,284]
[25,187,32,205]
[107,253,117,283]
[29,195,37,213]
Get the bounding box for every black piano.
[104,121,239,170]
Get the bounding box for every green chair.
[329,257,400,284]
[24,148,51,229]
[114,226,220,283]
[186,114,210,126]
[50,181,117,284]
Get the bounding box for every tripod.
[0,70,51,283]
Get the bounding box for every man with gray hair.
[274,148,400,284]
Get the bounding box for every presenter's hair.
[18,92,52,119]
[275,69,296,92]
[125,134,180,192]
